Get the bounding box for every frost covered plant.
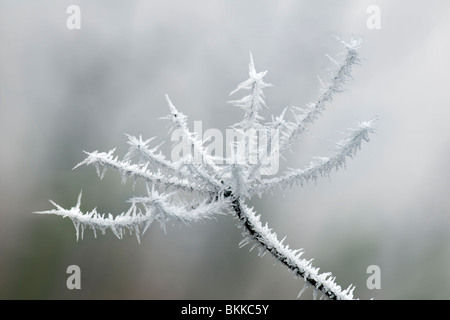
[36,37,375,300]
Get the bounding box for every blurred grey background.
[1,0,449,299]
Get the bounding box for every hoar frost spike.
[36,37,375,300]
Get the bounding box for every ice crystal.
[36,37,375,300]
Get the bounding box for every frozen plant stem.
[36,37,375,300]
[228,192,353,300]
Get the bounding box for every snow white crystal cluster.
[37,37,375,300]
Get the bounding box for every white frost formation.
[36,38,375,300]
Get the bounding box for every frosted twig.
[36,37,375,300]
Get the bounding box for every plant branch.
[280,37,362,154]
[252,119,376,196]
[74,149,215,194]
[227,193,355,300]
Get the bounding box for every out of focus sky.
[1,0,450,299]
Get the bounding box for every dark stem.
[224,189,338,300]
